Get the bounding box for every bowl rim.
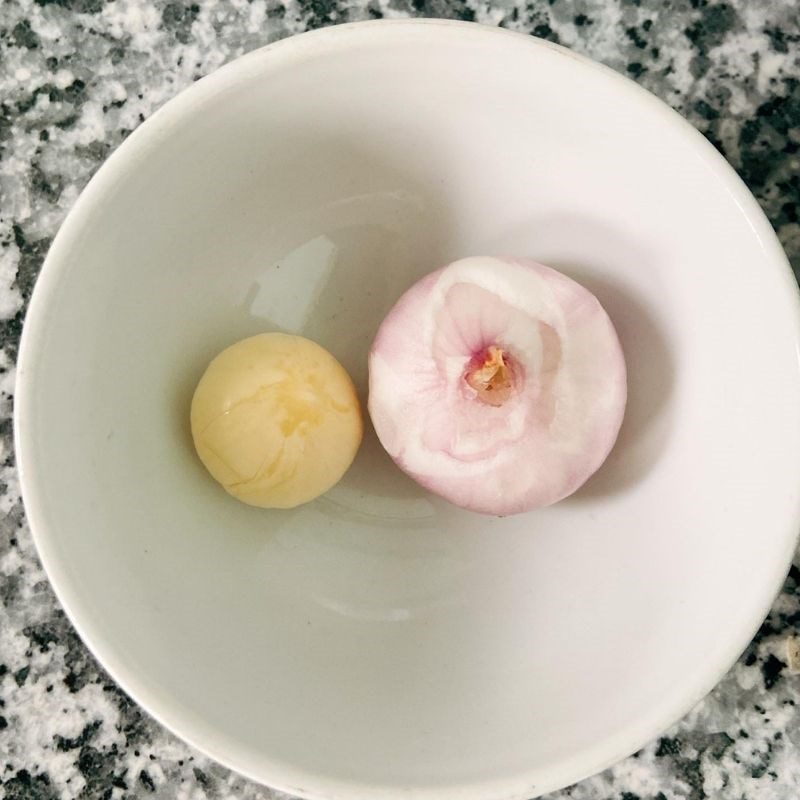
[14,18,800,800]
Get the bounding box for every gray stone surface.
[1,0,799,797]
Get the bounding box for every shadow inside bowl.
[564,266,676,502]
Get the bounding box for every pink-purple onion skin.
[368,257,627,516]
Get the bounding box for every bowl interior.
[18,22,800,800]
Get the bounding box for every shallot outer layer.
[368,257,627,515]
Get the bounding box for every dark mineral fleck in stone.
[13,665,30,687]
[685,2,739,49]
[162,2,201,44]
[761,654,786,689]
[656,737,682,757]
[139,769,156,791]
[9,20,40,50]
[2,770,58,800]
[54,720,101,751]
[625,26,648,49]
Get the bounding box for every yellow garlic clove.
[191,333,362,509]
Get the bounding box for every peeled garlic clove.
[191,333,362,509]
[368,257,627,515]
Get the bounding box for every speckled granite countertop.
[1,1,799,798]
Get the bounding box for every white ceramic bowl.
[16,20,800,800]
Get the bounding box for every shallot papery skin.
[368,257,627,515]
